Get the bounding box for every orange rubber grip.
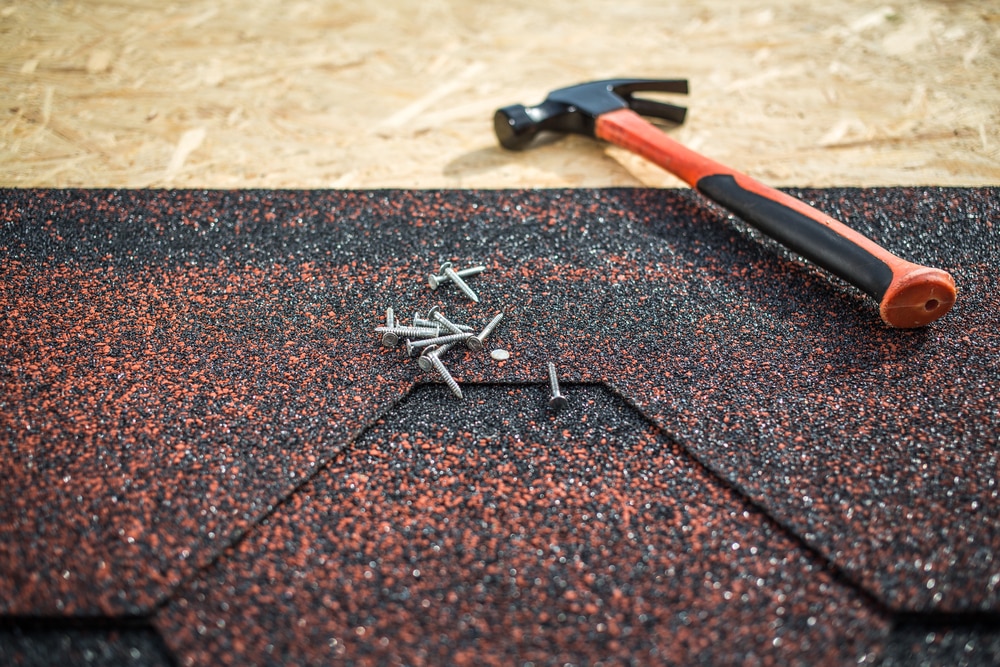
[595,108,956,328]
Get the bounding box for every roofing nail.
[404,332,473,357]
[375,325,441,339]
[547,362,568,410]
[415,316,473,331]
[467,312,504,351]
[427,264,486,290]
[418,341,456,371]
[429,354,463,399]
[444,266,480,303]
[378,325,440,347]
[431,310,466,335]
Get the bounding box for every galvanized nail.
[547,362,568,410]
[427,264,486,290]
[467,312,504,351]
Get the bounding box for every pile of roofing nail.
[374,262,503,400]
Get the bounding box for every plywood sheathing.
[1,0,998,189]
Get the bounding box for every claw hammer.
[494,79,956,328]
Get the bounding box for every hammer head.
[494,78,688,150]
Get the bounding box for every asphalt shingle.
[1,186,997,664]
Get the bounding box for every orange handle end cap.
[879,267,957,328]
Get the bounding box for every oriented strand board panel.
[1,0,998,189]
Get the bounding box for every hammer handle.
[595,108,956,328]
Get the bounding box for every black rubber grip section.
[697,174,894,300]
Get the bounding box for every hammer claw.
[600,79,689,124]
[625,97,687,125]
[611,78,689,97]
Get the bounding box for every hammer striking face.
[495,78,956,328]
[494,78,689,150]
